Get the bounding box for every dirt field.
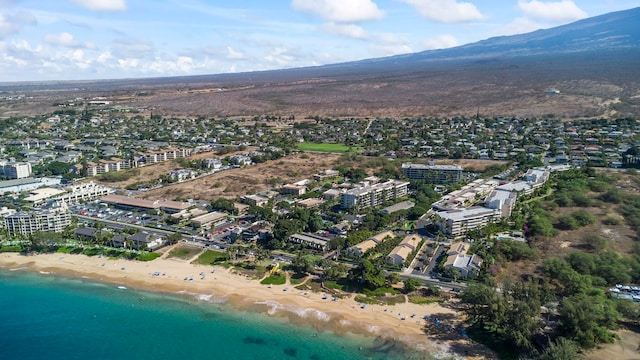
[137,152,341,201]
[584,328,640,359]
[91,149,255,190]
[434,159,509,172]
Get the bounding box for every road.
[400,273,467,292]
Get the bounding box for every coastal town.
[2,103,640,358]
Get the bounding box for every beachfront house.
[386,235,422,267]
[443,242,483,278]
[346,231,395,258]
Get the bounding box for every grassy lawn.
[260,273,287,285]
[354,294,406,305]
[297,143,361,153]
[167,245,202,260]
[408,295,443,305]
[194,249,227,265]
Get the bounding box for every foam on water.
[254,300,331,321]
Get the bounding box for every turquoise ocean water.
[0,270,433,360]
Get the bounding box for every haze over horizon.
[0,0,636,82]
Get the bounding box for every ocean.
[0,270,433,360]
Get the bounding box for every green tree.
[558,292,619,348]
[349,259,385,288]
[210,198,235,213]
[538,337,579,360]
[403,278,422,292]
[166,232,183,245]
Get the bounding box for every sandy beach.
[0,251,493,359]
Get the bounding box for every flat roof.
[381,200,415,214]
[191,211,227,224]
[437,206,498,221]
[402,163,463,170]
[0,178,41,188]
[101,194,190,211]
[289,233,330,246]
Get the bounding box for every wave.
[254,300,331,321]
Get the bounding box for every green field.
[297,143,360,153]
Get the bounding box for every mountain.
[2,7,640,119]
[327,7,640,72]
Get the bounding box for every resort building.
[84,158,134,177]
[387,235,422,266]
[139,147,192,165]
[433,206,501,238]
[432,178,499,211]
[24,188,67,207]
[401,163,463,184]
[340,179,410,210]
[2,204,71,236]
[287,233,331,251]
[347,231,395,258]
[52,182,115,205]
[484,189,518,218]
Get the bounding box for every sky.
[0,0,637,82]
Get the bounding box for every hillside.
[1,8,639,119]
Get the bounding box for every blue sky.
[0,0,637,81]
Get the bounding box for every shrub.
[136,252,161,261]
[583,234,607,251]
[556,215,580,230]
[571,210,596,227]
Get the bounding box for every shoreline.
[0,252,492,359]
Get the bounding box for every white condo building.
[0,161,32,179]
[434,206,501,238]
[2,204,71,236]
[401,163,463,184]
[340,180,410,209]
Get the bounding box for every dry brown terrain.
[499,171,640,282]
[136,152,341,201]
[2,51,639,120]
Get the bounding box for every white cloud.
[264,47,296,67]
[370,33,412,56]
[96,51,113,64]
[44,32,96,49]
[111,39,154,58]
[420,34,459,50]
[494,17,545,36]
[226,46,244,60]
[0,11,37,37]
[400,0,484,23]
[73,0,128,12]
[518,0,587,22]
[291,0,384,22]
[322,22,367,39]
